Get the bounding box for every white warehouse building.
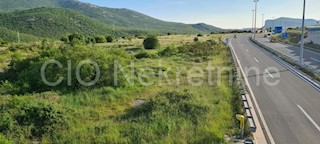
[307,26,320,45]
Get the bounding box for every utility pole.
[252,10,255,34]
[300,0,306,66]
[262,14,265,32]
[253,0,259,39]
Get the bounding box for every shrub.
[0,81,16,95]
[18,103,70,138]
[206,39,218,45]
[60,33,86,46]
[41,39,51,49]
[134,51,150,59]
[178,41,219,56]
[0,98,70,140]
[95,35,107,43]
[194,37,199,42]
[0,38,8,45]
[134,50,159,59]
[197,34,203,37]
[159,45,178,56]
[0,134,13,144]
[106,36,114,43]
[86,37,96,44]
[143,36,160,49]
[1,45,131,94]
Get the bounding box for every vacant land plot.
[0,34,242,143]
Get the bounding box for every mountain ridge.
[0,7,131,39]
[265,17,319,30]
[0,0,223,36]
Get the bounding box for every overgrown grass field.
[0,34,241,143]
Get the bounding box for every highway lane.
[255,36,320,74]
[231,35,320,144]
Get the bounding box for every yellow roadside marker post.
[236,114,245,139]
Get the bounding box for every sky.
[79,0,320,29]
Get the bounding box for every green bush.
[60,33,86,46]
[106,36,114,43]
[178,41,220,56]
[0,134,13,144]
[194,37,199,42]
[1,45,131,94]
[95,35,107,43]
[206,39,218,45]
[159,45,178,56]
[0,38,8,45]
[143,36,159,49]
[134,50,159,59]
[197,34,203,37]
[0,97,70,140]
[86,37,96,44]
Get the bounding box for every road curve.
[231,34,320,144]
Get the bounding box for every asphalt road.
[231,34,320,144]
[255,36,320,74]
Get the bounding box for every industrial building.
[307,26,320,45]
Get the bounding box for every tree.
[60,33,86,46]
[143,36,160,49]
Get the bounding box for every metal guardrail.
[250,37,320,92]
[250,37,320,75]
[223,37,257,132]
[285,42,320,53]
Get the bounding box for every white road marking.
[246,49,249,52]
[297,105,320,133]
[254,57,259,63]
[265,69,274,78]
[311,58,320,63]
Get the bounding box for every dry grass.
[95,34,223,49]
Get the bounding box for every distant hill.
[265,17,319,30]
[57,0,223,33]
[0,0,222,35]
[0,8,129,38]
[191,23,222,33]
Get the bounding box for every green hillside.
[58,0,222,33]
[0,0,223,34]
[0,27,39,42]
[191,23,222,33]
[0,8,129,38]
[0,0,59,12]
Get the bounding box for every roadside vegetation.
[0,34,242,143]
